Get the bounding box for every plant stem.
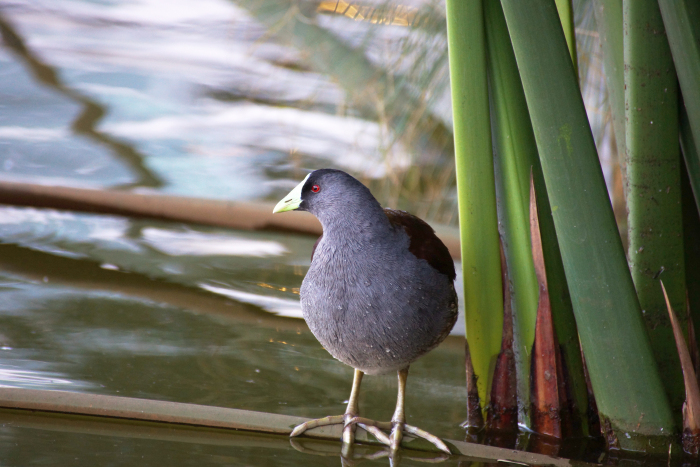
[658,0,700,151]
[500,0,675,452]
[484,0,587,434]
[555,0,578,78]
[592,0,626,192]
[625,0,686,419]
[445,0,503,418]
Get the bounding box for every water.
[0,224,468,466]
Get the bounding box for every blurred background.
[0,0,619,463]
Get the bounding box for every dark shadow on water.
[0,12,162,190]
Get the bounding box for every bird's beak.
[273,173,310,213]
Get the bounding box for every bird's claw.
[343,417,451,455]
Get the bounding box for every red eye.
[311,185,321,193]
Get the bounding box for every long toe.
[403,424,451,454]
[344,416,392,445]
[290,415,345,437]
[345,416,392,430]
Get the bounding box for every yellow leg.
[389,367,408,453]
[349,366,451,455]
[293,366,451,455]
[342,369,363,444]
[290,369,365,443]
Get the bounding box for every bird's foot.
[346,417,451,455]
[290,413,390,446]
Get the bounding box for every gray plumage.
[297,169,458,375]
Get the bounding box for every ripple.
[200,283,302,319]
[0,364,91,391]
[142,228,288,257]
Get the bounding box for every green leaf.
[681,96,700,211]
[445,0,503,419]
[484,0,588,434]
[592,0,626,189]
[500,0,675,452]
[659,0,700,152]
[624,0,686,419]
[554,0,578,77]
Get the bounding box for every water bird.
[273,169,457,454]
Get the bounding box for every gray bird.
[273,169,457,454]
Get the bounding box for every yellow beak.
[272,173,311,213]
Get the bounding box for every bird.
[273,169,457,455]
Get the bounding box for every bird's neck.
[316,202,394,246]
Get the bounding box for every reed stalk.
[500,0,675,452]
[624,0,686,417]
[445,0,503,418]
[484,0,587,434]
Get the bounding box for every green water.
[0,219,467,466]
[0,229,466,427]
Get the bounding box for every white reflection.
[200,283,302,319]
[142,228,287,257]
[0,366,83,389]
[0,126,66,141]
[0,206,135,247]
[201,271,465,336]
[105,102,410,178]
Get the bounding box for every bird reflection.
[290,437,449,466]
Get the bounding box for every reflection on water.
[0,0,458,216]
[0,410,472,466]
[201,283,302,318]
[0,11,162,189]
[0,215,468,464]
[141,227,288,257]
[0,204,466,331]
[0,269,467,436]
[0,363,85,390]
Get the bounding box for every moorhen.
[273,169,457,454]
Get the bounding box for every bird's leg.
[307,368,450,454]
[389,366,409,453]
[290,369,367,442]
[387,366,451,455]
[342,368,364,444]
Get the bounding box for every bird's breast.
[298,235,457,374]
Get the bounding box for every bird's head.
[273,169,380,221]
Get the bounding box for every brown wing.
[384,208,456,280]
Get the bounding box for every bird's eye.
[311,185,321,193]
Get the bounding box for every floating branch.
[0,180,461,258]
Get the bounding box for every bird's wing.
[383,208,456,280]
